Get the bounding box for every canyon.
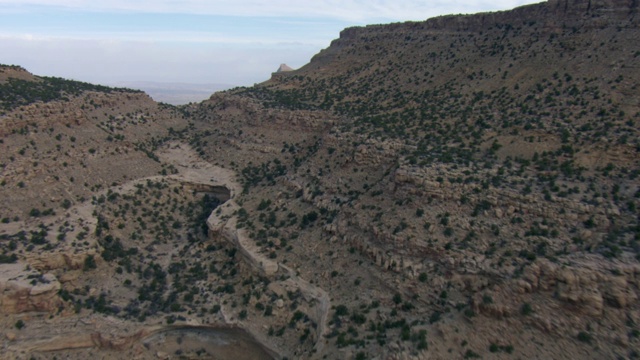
[1,0,640,358]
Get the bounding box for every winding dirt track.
[1,142,331,359]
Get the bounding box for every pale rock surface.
[0,263,62,314]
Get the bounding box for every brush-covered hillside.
[1,0,640,359]
[185,0,640,358]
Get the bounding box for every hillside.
[187,0,640,358]
[0,66,187,220]
[1,0,639,359]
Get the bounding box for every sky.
[0,0,542,87]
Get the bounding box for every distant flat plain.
[111,81,236,105]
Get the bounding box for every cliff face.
[548,0,639,16]
[302,0,638,74]
[0,264,62,314]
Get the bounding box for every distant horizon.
[110,80,237,105]
[0,0,542,87]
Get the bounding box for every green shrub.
[521,303,533,315]
[577,331,592,343]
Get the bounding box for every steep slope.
[0,66,226,358]
[0,65,188,220]
[0,67,290,359]
[1,0,639,359]
[185,0,640,358]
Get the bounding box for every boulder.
[0,263,62,314]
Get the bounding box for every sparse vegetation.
[1,2,640,358]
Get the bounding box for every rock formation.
[275,63,294,73]
[0,264,62,314]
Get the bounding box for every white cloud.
[0,35,318,85]
[0,0,544,87]
[0,31,328,46]
[0,0,543,22]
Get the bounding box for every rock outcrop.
[275,63,294,73]
[208,202,280,277]
[473,257,640,320]
[0,263,62,314]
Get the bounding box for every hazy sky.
[0,0,541,87]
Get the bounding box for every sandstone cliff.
[0,263,62,314]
